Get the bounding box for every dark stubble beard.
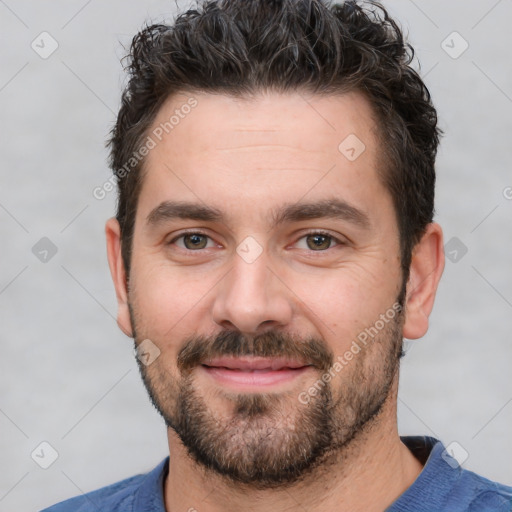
[130,297,405,490]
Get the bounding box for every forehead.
[150,89,378,160]
[137,90,390,227]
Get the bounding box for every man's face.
[123,91,406,487]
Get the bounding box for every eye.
[170,232,216,250]
[295,231,343,251]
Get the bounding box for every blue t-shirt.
[41,436,512,511]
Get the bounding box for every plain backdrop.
[1,1,511,510]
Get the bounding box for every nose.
[211,247,294,335]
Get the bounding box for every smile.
[200,356,314,389]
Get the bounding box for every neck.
[163,378,423,512]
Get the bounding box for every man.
[42,0,512,511]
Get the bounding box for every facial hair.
[130,300,405,490]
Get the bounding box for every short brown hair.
[107,0,441,280]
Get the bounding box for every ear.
[402,222,445,340]
[105,217,133,338]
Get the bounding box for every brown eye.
[305,234,333,251]
[183,233,208,249]
[171,233,213,250]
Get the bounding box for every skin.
[106,90,445,512]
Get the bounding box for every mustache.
[177,330,334,374]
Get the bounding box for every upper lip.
[202,356,311,371]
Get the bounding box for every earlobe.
[105,217,134,338]
[402,223,445,340]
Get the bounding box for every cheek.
[291,266,397,351]
[129,258,214,343]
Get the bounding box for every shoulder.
[39,475,141,512]
[39,457,169,512]
[395,437,512,512]
[450,469,512,512]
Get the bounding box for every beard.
[129,296,405,490]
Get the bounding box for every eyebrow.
[145,198,370,230]
[146,201,223,226]
[269,198,370,230]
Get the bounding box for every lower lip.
[200,365,312,389]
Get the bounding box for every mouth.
[200,356,314,389]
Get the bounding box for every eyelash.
[168,229,345,252]
[295,230,345,251]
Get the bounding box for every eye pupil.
[307,234,331,250]
[184,234,207,250]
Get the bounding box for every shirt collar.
[132,436,447,512]
[388,436,458,511]
[132,456,169,512]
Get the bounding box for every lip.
[200,357,313,389]
[203,356,310,371]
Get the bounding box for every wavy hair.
[107,0,441,280]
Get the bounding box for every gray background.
[1,1,511,510]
